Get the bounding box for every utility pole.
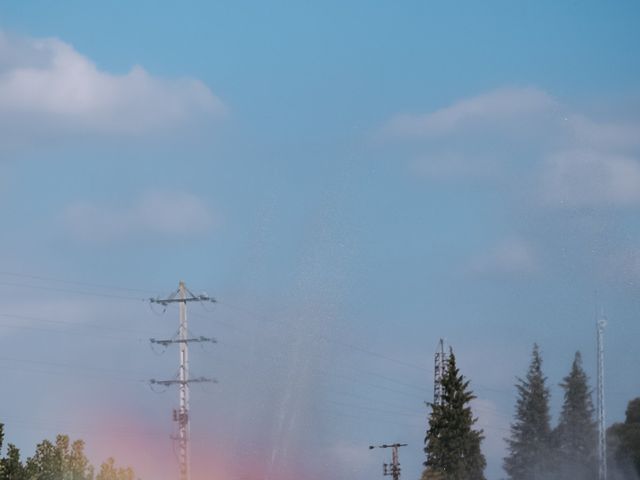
[150,281,216,480]
[597,314,607,480]
[369,443,407,480]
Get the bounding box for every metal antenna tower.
[433,339,448,406]
[150,281,217,480]
[597,313,607,480]
[369,443,407,480]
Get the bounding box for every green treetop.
[552,351,597,480]
[608,397,640,479]
[423,348,486,480]
[504,344,552,480]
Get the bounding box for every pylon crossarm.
[150,377,216,386]
[150,295,215,305]
[150,336,217,346]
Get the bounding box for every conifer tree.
[504,344,552,480]
[423,349,486,480]
[607,397,640,479]
[553,351,597,480]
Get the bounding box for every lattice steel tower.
[433,339,448,406]
[150,281,216,480]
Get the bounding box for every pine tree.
[423,349,486,480]
[607,397,640,479]
[504,344,552,480]
[552,351,597,480]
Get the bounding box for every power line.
[214,300,430,373]
[0,270,155,295]
[0,280,144,301]
[0,312,156,335]
[0,270,515,396]
[1,271,521,403]
[0,272,430,376]
[0,354,154,380]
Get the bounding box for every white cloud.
[470,237,539,276]
[382,86,640,210]
[567,114,640,151]
[541,150,640,208]
[0,30,224,137]
[62,190,215,243]
[384,87,557,138]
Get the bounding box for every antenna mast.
[433,339,448,406]
[597,314,607,480]
[150,281,217,480]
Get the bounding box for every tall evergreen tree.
[504,344,552,480]
[423,349,486,480]
[552,351,597,480]
[607,397,640,480]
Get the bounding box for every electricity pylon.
[369,443,407,480]
[150,281,216,480]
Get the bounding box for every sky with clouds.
[1,2,639,479]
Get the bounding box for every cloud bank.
[383,87,640,284]
[383,86,640,209]
[0,30,224,137]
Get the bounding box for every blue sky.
[1,2,639,479]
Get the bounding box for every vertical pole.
[597,316,607,480]
[179,281,190,480]
[392,445,400,480]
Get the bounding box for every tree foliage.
[1,443,25,480]
[423,349,486,480]
[24,435,94,480]
[552,351,597,480]
[607,397,640,480]
[0,426,137,480]
[504,344,552,480]
[0,423,25,480]
[95,458,135,480]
